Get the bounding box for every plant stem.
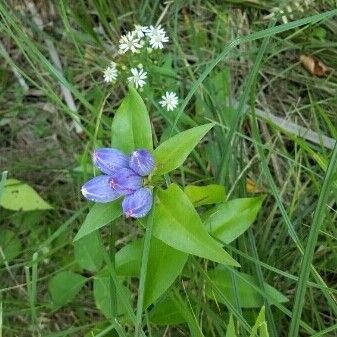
[135,208,154,337]
[109,222,117,319]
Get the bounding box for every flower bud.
[129,149,155,176]
[81,175,121,203]
[110,168,143,195]
[122,187,153,218]
[92,148,129,175]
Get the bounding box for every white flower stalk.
[146,25,169,49]
[103,62,118,82]
[159,91,178,111]
[128,66,147,88]
[118,32,142,54]
[133,24,148,38]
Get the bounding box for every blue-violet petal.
[129,149,155,176]
[122,187,153,218]
[93,148,129,175]
[110,168,143,195]
[81,175,121,203]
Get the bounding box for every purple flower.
[122,187,153,218]
[81,147,155,218]
[81,175,121,203]
[129,149,155,176]
[92,148,129,175]
[109,168,143,195]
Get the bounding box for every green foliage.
[48,271,86,307]
[115,238,142,277]
[74,231,104,272]
[153,183,239,266]
[74,201,122,241]
[93,272,131,319]
[250,307,269,337]
[0,229,22,264]
[2,1,337,336]
[184,184,226,207]
[111,86,153,153]
[150,295,186,325]
[205,197,264,243]
[226,315,237,337]
[115,237,188,307]
[206,267,288,308]
[1,178,52,211]
[144,237,188,307]
[153,123,214,176]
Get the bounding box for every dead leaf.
[299,54,328,77]
[246,178,265,194]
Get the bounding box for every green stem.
[109,222,117,319]
[135,207,154,337]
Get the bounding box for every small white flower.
[146,25,169,49]
[118,31,142,54]
[133,24,148,38]
[145,25,167,38]
[103,62,118,82]
[128,67,147,88]
[159,91,178,111]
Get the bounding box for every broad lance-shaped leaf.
[74,200,122,241]
[74,231,104,272]
[93,271,132,319]
[150,294,186,325]
[115,238,142,277]
[144,237,188,307]
[115,237,188,307]
[111,86,153,152]
[206,267,288,308]
[48,271,86,308]
[153,184,239,266]
[0,230,22,264]
[250,307,269,337]
[226,315,237,337]
[153,123,214,176]
[205,197,264,244]
[1,178,52,211]
[185,184,226,207]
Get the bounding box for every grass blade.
[288,143,337,336]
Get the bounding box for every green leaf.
[48,271,86,307]
[153,184,239,266]
[226,315,237,337]
[0,179,52,211]
[250,307,269,337]
[74,231,104,272]
[145,237,188,308]
[150,294,186,325]
[84,323,118,337]
[185,184,226,207]
[205,197,264,244]
[153,123,214,176]
[74,200,122,241]
[115,238,143,277]
[115,237,188,307]
[111,86,153,152]
[0,229,22,264]
[206,268,288,308]
[93,272,131,319]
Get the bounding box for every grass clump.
[1,1,337,336]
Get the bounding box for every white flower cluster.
[102,24,179,111]
[118,24,169,54]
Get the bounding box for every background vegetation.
[1,0,337,336]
